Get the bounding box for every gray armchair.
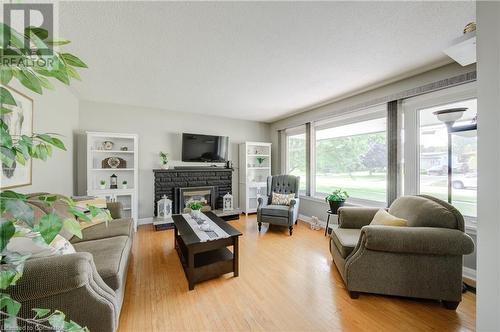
[329,195,475,310]
[257,175,300,236]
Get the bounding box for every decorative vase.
[122,184,127,189]
[191,209,201,218]
[99,184,106,190]
[161,163,169,170]
[328,200,345,214]
[191,210,201,219]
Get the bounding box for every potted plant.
[0,23,99,329]
[100,180,106,189]
[188,201,204,218]
[256,157,266,166]
[122,180,128,189]
[159,151,169,169]
[325,189,349,214]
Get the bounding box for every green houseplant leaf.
[37,213,63,244]
[60,53,88,68]
[0,220,16,252]
[0,22,90,330]
[0,87,17,106]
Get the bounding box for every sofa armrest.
[337,207,380,229]
[7,252,118,332]
[106,201,123,219]
[360,225,475,255]
[70,218,134,244]
[7,252,114,301]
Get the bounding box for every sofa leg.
[442,300,460,310]
[295,219,298,225]
[289,226,293,236]
[258,222,262,232]
[348,291,360,299]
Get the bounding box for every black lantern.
[110,173,118,189]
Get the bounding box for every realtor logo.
[3,3,54,55]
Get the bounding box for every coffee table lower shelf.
[175,244,235,288]
[173,214,241,290]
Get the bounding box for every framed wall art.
[1,86,33,189]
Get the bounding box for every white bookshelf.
[239,142,272,215]
[86,131,139,230]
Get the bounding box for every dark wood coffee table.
[172,211,242,290]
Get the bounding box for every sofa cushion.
[28,193,78,240]
[389,195,459,229]
[331,228,361,259]
[70,218,134,244]
[260,204,289,217]
[73,235,131,291]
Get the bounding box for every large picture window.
[314,110,387,204]
[403,83,477,220]
[418,99,477,217]
[286,128,306,194]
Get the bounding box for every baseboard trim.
[138,217,153,225]
[463,267,476,284]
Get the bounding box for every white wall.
[76,101,271,219]
[6,82,79,196]
[476,2,500,330]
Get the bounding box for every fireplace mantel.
[153,168,233,215]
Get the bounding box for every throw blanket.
[182,213,230,242]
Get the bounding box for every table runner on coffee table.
[181,213,230,242]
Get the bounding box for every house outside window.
[403,83,477,221]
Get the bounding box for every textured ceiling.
[59,1,475,122]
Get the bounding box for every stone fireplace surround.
[153,168,233,215]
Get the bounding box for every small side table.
[325,210,337,236]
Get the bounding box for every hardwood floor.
[118,215,476,332]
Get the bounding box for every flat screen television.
[182,133,229,162]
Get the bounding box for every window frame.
[402,82,477,228]
[311,104,389,206]
[284,125,307,195]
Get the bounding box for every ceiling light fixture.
[443,23,476,66]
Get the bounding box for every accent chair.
[257,175,300,235]
[329,195,475,310]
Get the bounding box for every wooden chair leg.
[258,222,262,232]
[442,300,459,310]
[289,226,293,236]
[348,291,360,299]
[295,219,298,225]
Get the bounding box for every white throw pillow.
[271,192,295,206]
[7,228,76,259]
[370,209,408,227]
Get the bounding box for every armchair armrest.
[106,201,123,219]
[360,225,475,256]
[338,207,380,229]
[257,196,269,210]
[288,198,299,224]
